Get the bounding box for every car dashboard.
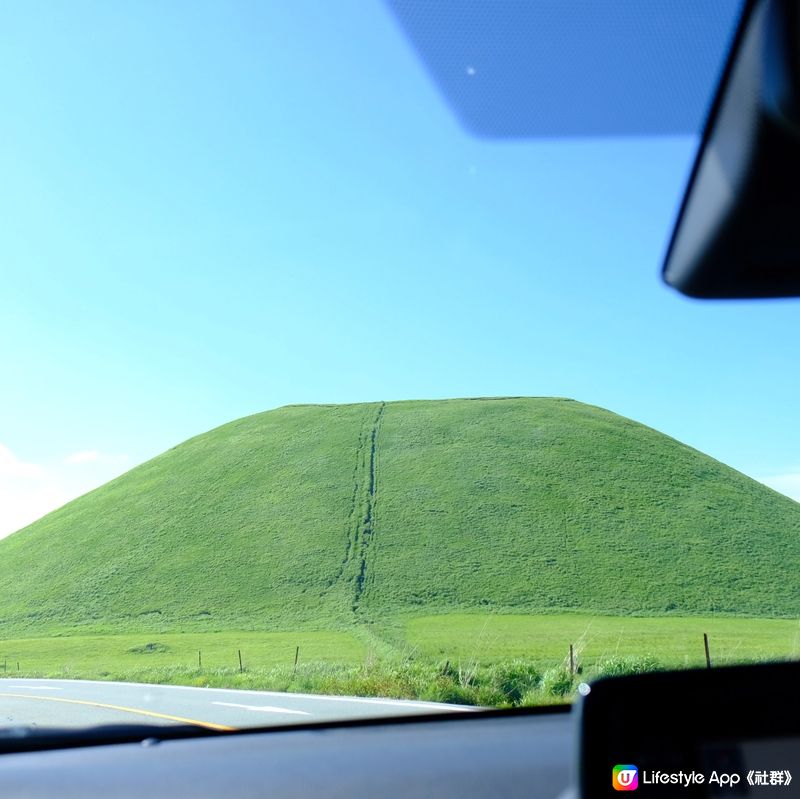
[0,707,575,799]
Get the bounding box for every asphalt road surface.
[0,679,475,731]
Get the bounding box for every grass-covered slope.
[1,397,798,637]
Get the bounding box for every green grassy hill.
[1,397,798,639]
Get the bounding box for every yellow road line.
[0,692,236,732]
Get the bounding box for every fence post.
[703,633,712,668]
[569,644,575,676]
[238,649,243,673]
[198,650,202,669]
[293,646,300,678]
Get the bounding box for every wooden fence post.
[703,633,712,668]
[238,649,243,673]
[293,646,300,677]
[569,644,575,676]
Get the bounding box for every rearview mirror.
[663,0,800,298]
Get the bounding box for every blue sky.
[1,1,798,537]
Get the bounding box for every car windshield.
[2,0,798,736]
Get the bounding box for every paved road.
[0,679,475,731]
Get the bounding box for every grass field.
[4,615,796,677]
[2,614,797,706]
[0,630,365,676]
[403,613,800,668]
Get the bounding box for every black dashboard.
[0,707,574,798]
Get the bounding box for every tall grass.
[3,654,675,708]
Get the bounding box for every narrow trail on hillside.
[353,401,385,611]
[334,411,372,586]
[327,402,385,611]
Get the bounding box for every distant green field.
[404,613,800,669]
[3,615,797,678]
[2,614,797,706]
[0,630,365,677]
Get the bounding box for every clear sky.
[1,1,798,538]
